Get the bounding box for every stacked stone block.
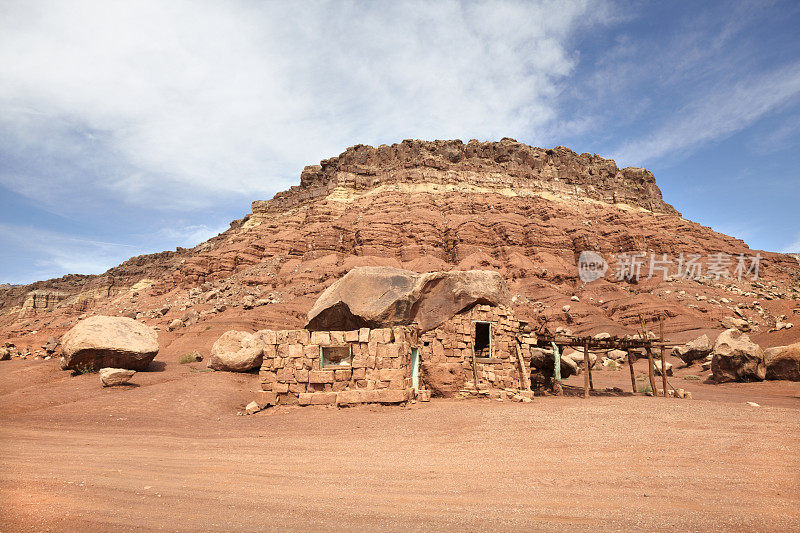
[258,326,415,406]
[418,304,533,391]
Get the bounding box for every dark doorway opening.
[474,321,491,357]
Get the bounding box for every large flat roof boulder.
[306,267,511,332]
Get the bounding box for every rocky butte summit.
[1,138,798,358]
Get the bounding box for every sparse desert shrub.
[179,352,202,364]
[74,363,96,374]
[637,384,652,394]
[683,375,701,381]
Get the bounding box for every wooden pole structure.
[551,342,563,395]
[471,346,479,390]
[583,342,590,398]
[515,340,531,391]
[646,346,657,396]
[627,349,636,393]
[639,314,657,396]
[659,316,668,397]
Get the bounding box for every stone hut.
[255,267,536,407]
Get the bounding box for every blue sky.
[1,0,799,284]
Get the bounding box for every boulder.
[182,309,199,326]
[99,368,136,387]
[60,316,159,372]
[245,401,260,415]
[672,334,712,365]
[764,343,800,381]
[167,318,184,332]
[711,328,765,383]
[208,330,263,372]
[306,267,510,332]
[563,349,597,369]
[721,316,750,332]
[421,362,466,397]
[654,359,673,376]
[530,348,579,378]
[42,336,60,355]
[0,347,9,361]
[607,349,627,362]
[601,357,621,369]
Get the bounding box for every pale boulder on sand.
[208,331,263,372]
[99,368,136,387]
[672,334,712,365]
[711,328,765,383]
[764,343,800,381]
[60,316,159,372]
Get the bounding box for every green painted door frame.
[410,348,419,393]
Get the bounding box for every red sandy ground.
[1,354,799,532]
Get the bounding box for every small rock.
[562,305,571,313]
[654,359,673,376]
[607,349,627,362]
[245,401,260,415]
[746,401,760,407]
[570,295,579,302]
[99,368,136,387]
[721,316,750,332]
[167,318,184,332]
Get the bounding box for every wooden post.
[627,349,636,393]
[471,346,479,391]
[515,340,531,391]
[659,316,668,397]
[646,346,657,396]
[640,314,656,396]
[551,342,563,395]
[583,342,590,398]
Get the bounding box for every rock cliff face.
[1,139,798,358]
[253,139,678,216]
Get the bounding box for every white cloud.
[781,233,800,253]
[0,0,609,212]
[0,221,227,284]
[0,224,140,282]
[150,224,229,249]
[610,62,800,166]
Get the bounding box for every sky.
[1,0,799,284]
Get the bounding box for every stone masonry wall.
[257,326,417,407]
[418,305,535,395]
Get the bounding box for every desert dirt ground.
[1,356,800,532]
